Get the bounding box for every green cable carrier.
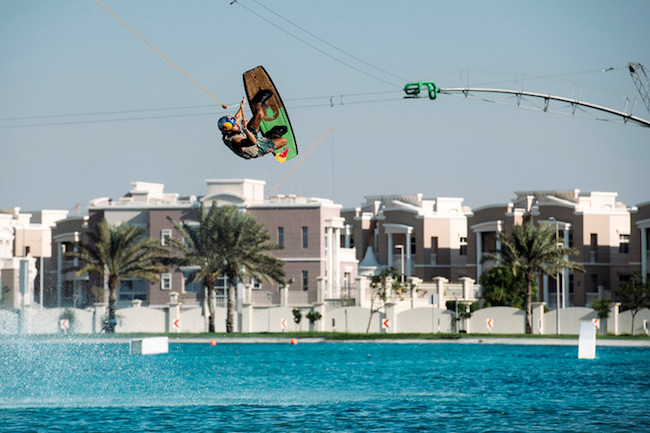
[404,81,438,100]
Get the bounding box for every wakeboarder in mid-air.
[218,91,288,160]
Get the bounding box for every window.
[302,227,309,249]
[411,237,416,255]
[590,234,598,262]
[619,234,630,254]
[302,270,309,291]
[183,273,201,293]
[215,275,228,300]
[278,227,284,248]
[430,236,439,264]
[161,273,172,291]
[161,229,172,246]
[119,279,147,301]
[460,237,468,256]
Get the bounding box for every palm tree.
[67,218,168,333]
[167,203,226,332]
[482,222,584,334]
[169,204,285,333]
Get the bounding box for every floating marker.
[578,321,596,359]
[210,340,217,346]
[129,337,169,355]
[290,338,298,345]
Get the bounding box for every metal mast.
[627,63,650,115]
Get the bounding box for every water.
[1,341,649,432]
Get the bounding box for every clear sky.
[1,0,649,214]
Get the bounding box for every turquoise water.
[1,342,649,432]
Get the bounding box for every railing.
[445,284,463,299]
[288,291,309,306]
[251,291,277,305]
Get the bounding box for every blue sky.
[1,0,649,214]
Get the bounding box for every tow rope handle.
[404,82,438,100]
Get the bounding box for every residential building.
[342,194,472,283]
[55,179,357,309]
[51,215,90,307]
[630,201,650,284]
[86,181,199,307]
[1,207,68,309]
[466,190,633,307]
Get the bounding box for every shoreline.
[2,335,650,347]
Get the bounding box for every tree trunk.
[525,275,533,334]
[226,279,237,333]
[107,276,119,333]
[205,276,216,333]
[366,297,377,333]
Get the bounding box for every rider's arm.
[233,97,245,123]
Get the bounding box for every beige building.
[53,179,357,309]
[1,208,68,309]
[342,194,472,282]
[466,190,633,308]
[630,201,650,284]
[5,184,645,315]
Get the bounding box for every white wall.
[470,306,525,334]
[5,304,650,336]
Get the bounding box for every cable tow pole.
[95,0,227,109]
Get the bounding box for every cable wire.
[231,0,402,89]
[95,0,228,109]
[247,0,409,84]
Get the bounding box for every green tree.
[292,307,303,329]
[446,300,480,332]
[366,266,405,333]
[482,222,584,334]
[306,311,322,330]
[591,297,613,334]
[480,265,537,308]
[0,285,11,309]
[613,273,650,335]
[67,219,168,333]
[169,204,284,333]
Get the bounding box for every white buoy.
[578,321,596,359]
[130,337,169,355]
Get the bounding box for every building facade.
[58,179,358,309]
[4,183,647,315]
[466,190,633,308]
[630,202,650,284]
[342,194,471,283]
[1,208,68,309]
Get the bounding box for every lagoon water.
[1,341,649,432]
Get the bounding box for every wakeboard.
[243,66,298,163]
